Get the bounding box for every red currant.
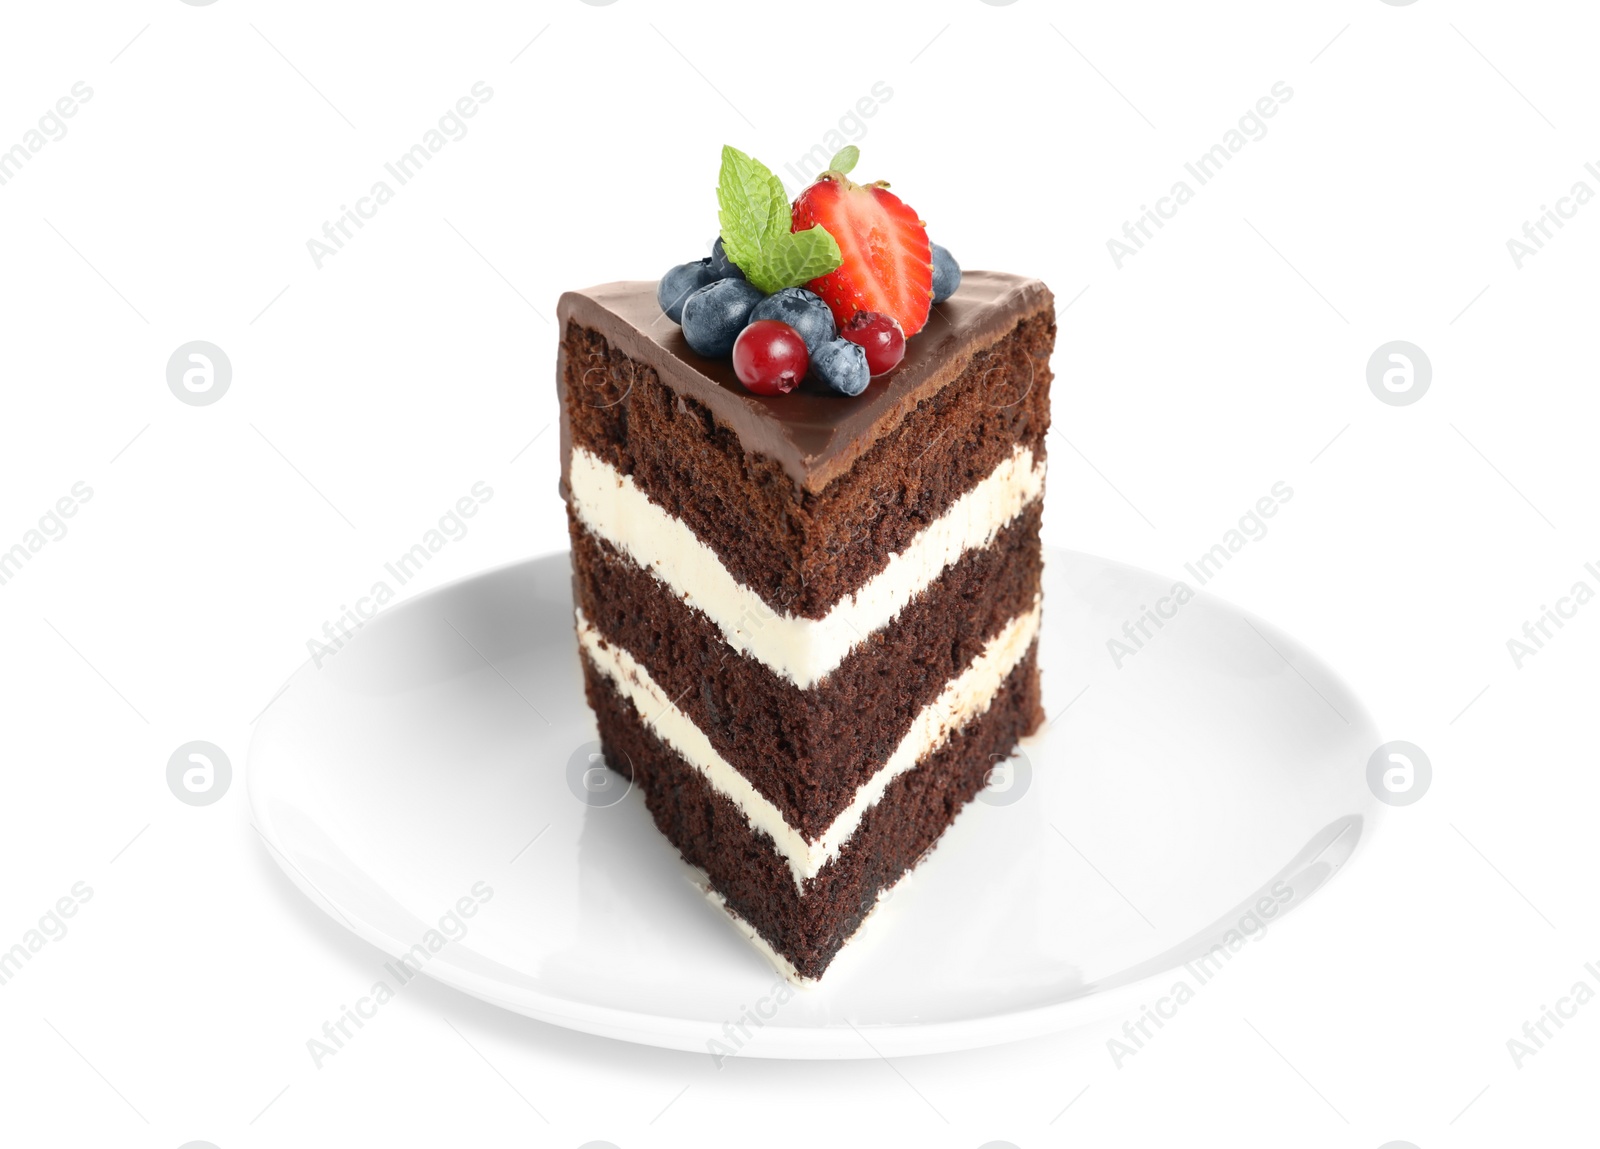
[732,319,809,395]
[840,311,906,375]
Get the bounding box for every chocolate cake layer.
[569,503,1043,838]
[561,271,1053,493]
[582,643,1043,980]
[559,275,1053,618]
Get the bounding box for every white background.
[2,1,1597,1146]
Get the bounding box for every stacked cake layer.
[558,271,1055,980]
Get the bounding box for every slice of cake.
[556,145,1054,981]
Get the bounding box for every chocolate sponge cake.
[557,270,1055,981]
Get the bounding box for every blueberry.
[810,338,870,397]
[750,288,836,356]
[680,278,765,358]
[657,258,718,324]
[711,237,745,281]
[930,243,961,304]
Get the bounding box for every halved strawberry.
[792,173,933,338]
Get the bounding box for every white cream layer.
[576,600,1042,889]
[567,444,1045,690]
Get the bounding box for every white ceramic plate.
[249,548,1382,1059]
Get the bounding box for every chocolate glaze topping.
[556,270,1053,495]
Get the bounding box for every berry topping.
[665,146,939,398]
[791,150,933,337]
[840,310,906,376]
[732,320,809,396]
[681,278,764,358]
[930,243,961,304]
[657,257,718,323]
[710,237,745,282]
[749,287,836,355]
[810,338,870,397]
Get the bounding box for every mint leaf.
[829,146,859,176]
[762,226,843,292]
[717,145,788,283]
[715,145,843,293]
